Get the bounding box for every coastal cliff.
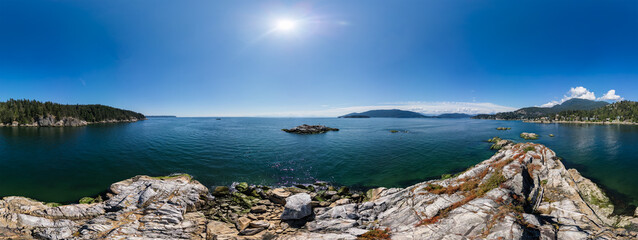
[2,143,638,239]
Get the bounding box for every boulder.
[249,220,270,228]
[269,188,291,205]
[206,221,238,240]
[250,205,267,213]
[235,216,251,231]
[213,186,230,196]
[281,193,312,220]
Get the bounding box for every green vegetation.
[520,133,539,140]
[357,228,391,240]
[523,146,536,153]
[150,173,192,180]
[553,101,638,123]
[475,100,638,123]
[477,172,506,196]
[78,195,103,204]
[487,137,510,150]
[496,127,511,130]
[587,194,613,209]
[473,99,609,120]
[390,130,399,133]
[79,197,95,204]
[45,202,62,207]
[0,99,145,124]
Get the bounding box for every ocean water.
[1,118,637,213]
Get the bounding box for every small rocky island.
[2,143,638,239]
[520,132,540,140]
[282,124,339,134]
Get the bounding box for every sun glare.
[275,19,297,32]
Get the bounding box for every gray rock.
[0,174,208,239]
[239,227,264,236]
[250,205,267,213]
[269,188,291,205]
[282,124,339,134]
[249,220,270,228]
[1,143,638,240]
[281,193,312,220]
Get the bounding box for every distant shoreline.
[0,118,143,127]
[524,120,638,125]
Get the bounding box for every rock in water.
[281,193,312,220]
[282,124,339,134]
[520,132,539,140]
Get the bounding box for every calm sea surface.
[1,118,637,213]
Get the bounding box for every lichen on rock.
[2,143,638,239]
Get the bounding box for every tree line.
[474,101,638,123]
[552,101,638,122]
[0,99,146,124]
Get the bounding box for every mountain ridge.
[474,98,610,120]
[339,109,474,119]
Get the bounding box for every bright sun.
[275,19,297,32]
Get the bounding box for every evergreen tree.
[0,99,145,124]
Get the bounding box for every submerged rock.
[282,124,339,134]
[487,136,513,150]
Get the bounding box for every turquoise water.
[1,118,637,213]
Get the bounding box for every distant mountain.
[339,109,474,119]
[473,99,610,120]
[436,113,474,118]
[339,109,428,118]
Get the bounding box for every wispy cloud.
[248,102,516,117]
[540,86,623,107]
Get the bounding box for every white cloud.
[244,102,517,117]
[540,86,622,107]
[540,101,560,108]
[566,86,596,100]
[598,90,623,101]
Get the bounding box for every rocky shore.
[2,143,638,239]
[282,124,339,134]
[0,115,142,127]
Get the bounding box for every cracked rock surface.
[2,143,638,239]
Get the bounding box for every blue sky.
[0,0,636,116]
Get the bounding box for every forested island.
[474,100,638,124]
[0,99,145,127]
